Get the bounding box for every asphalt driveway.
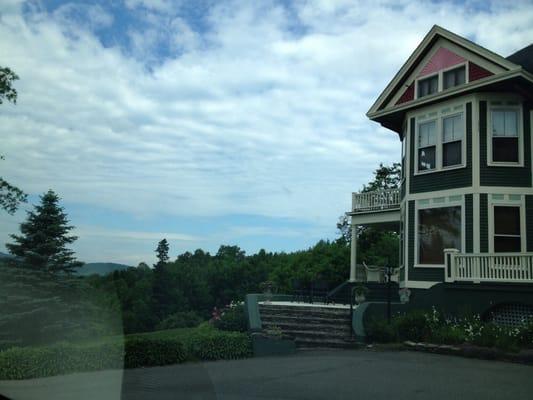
[1,350,532,400]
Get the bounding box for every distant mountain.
[0,251,13,260]
[0,253,131,276]
[76,262,132,276]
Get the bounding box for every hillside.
[76,262,132,276]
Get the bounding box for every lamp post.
[384,266,393,324]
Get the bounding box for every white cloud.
[1,0,532,262]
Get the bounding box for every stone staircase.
[259,303,356,348]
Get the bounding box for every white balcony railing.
[444,249,533,283]
[352,188,401,213]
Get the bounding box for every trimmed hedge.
[0,326,251,380]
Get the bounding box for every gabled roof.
[367,25,533,134]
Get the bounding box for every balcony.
[351,188,401,214]
[444,249,533,284]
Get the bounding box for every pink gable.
[418,47,465,77]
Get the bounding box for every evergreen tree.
[155,238,170,268]
[152,238,173,320]
[6,189,83,274]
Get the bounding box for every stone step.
[279,329,352,341]
[261,314,351,325]
[259,304,350,314]
[259,306,350,319]
[262,320,352,334]
[294,337,358,349]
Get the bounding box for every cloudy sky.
[1,0,532,265]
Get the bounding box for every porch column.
[349,223,358,282]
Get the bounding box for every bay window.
[494,206,521,252]
[416,106,465,173]
[418,121,436,171]
[442,114,463,167]
[418,206,462,265]
[491,109,519,163]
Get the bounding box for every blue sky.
[1,0,532,264]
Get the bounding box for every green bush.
[430,325,465,345]
[0,342,123,380]
[466,322,519,352]
[396,311,431,342]
[124,337,186,368]
[0,326,252,380]
[366,319,398,343]
[213,304,247,332]
[517,321,533,348]
[156,311,203,330]
[187,329,252,360]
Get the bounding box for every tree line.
[0,65,400,344]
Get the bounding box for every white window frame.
[414,104,467,175]
[488,195,526,253]
[414,196,465,269]
[416,119,438,172]
[441,111,465,169]
[487,105,523,167]
[414,61,469,100]
[442,63,467,91]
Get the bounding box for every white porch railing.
[352,188,400,213]
[444,249,533,283]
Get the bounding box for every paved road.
[1,350,532,400]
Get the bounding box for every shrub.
[396,311,431,342]
[430,325,465,345]
[366,319,398,343]
[156,311,203,330]
[213,304,247,332]
[0,326,252,380]
[187,329,252,361]
[0,342,123,380]
[124,337,186,368]
[517,321,533,348]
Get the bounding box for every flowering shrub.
[367,307,532,351]
[212,302,247,332]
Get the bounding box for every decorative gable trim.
[367,25,521,118]
[418,47,465,77]
[469,62,493,82]
[396,83,415,105]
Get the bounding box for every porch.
[348,188,401,282]
[444,249,533,284]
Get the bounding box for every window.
[442,114,463,167]
[418,75,438,98]
[418,121,436,171]
[443,66,466,90]
[494,206,521,252]
[491,109,519,163]
[418,206,461,265]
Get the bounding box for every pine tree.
[155,238,170,268]
[6,189,83,274]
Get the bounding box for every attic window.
[418,75,438,98]
[443,66,466,90]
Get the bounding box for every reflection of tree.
[419,207,461,263]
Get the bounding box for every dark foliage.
[6,190,83,274]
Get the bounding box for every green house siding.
[479,101,532,187]
[465,194,473,253]
[480,193,488,252]
[527,195,533,252]
[409,103,472,193]
[407,200,445,282]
